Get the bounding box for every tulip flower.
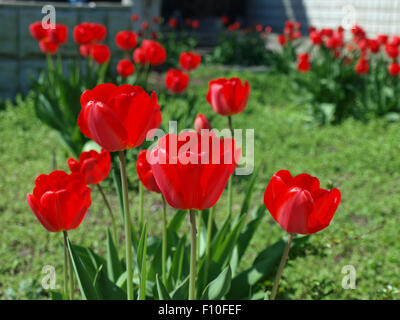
[179,52,201,71]
[29,21,48,41]
[131,14,139,22]
[73,22,106,45]
[133,47,147,65]
[206,77,250,117]
[48,24,68,45]
[150,131,241,299]
[39,40,59,55]
[79,44,92,57]
[136,150,161,194]
[141,39,167,66]
[385,43,399,59]
[309,30,322,45]
[117,59,135,78]
[115,31,138,51]
[78,83,161,152]
[27,170,91,232]
[377,34,388,45]
[277,34,287,46]
[169,18,178,28]
[194,113,212,133]
[92,23,107,42]
[150,131,241,210]
[221,15,229,25]
[388,62,400,76]
[355,57,369,74]
[27,170,91,299]
[297,53,311,72]
[192,20,200,29]
[264,169,341,299]
[165,69,189,94]
[90,44,111,64]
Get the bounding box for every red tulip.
[131,14,139,22]
[136,150,161,193]
[90,44,111,64]
[39,40,59,55]
[255,24,263,32]
[264,170,341,235]
[149,132,241,210]
[92,23,107,42]
[48,24,68,45]
[29,21,48,41]
[194,114,212,133]
[321,28,333,37]
[207,77,250,116]
[277,34,287,46]
[68,149,111,185]
[389,36,400,46]
[385,43,399,59]
[221,16,229,25]
[79,44,92,57]
[377,34,388,45]
[165,69,189,94]
[355,57,369,74]
[141,21,149,30]
[73,22,95,44]
[388,62,400,76]
[185,18,192,27]
[152,16,160,24]
[133,47,147,65]
[169,18,178,28]
[179,52,201,71]
[368,39,380,54]
[78,83,161,152]
[115,31,138,51]
[151,31,158,40]
[297,53,311,72]
[309,30,322,45]
[117,59,135,78]
[265,26,272,34]
[141,39,167,66]
[27,171,91,232]
[192,20,200,29]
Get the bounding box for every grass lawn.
[1,65,400,299]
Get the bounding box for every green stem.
[63,231,73,299]
[118,151,134,300]
[189,209,197,300]
[270,233,293,300]
[62,232,68,299]
[97,184,118,244]
[204,206,214,284]
[227,116,234,217]
[139,182,144,229]
[161,196,167,284]
[197,210,202,261]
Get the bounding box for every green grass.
[1,66,400,299]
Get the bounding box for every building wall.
[246,0,400,36]
[0,1,162,98]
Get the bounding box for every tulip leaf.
[67,240,99,300]
[171,276,190,300]
[167,235,187,289]
[240,163,262,217]
[137,223,148,300]
[156,274,171,300]
[167,210,187,234]
[106,229,123,282]
[201,265,232,300]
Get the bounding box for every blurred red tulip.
[255,24,263,32]
[385,43,399,59]
[115,31,138,51]
[39,40,59,55]
[141,39,167,66]
[78,84,161,152]
[388,62,400,76]
[79,44,92,57]
[192,20,200,29]
[179,52,201,71]
[321,28,333,37]
[136,150,161,193]
[152,16,160,24]
[68,149,111,185]
[29,21,48,41]
[355,57,369,74]
[141,21,149,30]
[265,26,272,34]
[151,31,158,40]
[90,44,111,64]
[221,16,229,25]
[48,24,68,45]
[133,47,147,65]
[117,59,135,78]
[27,171,91,232]
[165,69,189,94]
[368,39,380,54]
[149,132,241,210]
[377,34,388,45]
[297,53,311,72]
[131,14,139,22]
[169,18,177,28]
[309,30,322,45]
[194,114,211,133]
[207,77,250,116]
[264,170,341,235]
[92,23,106,42]
[278,34,287,46]
[184,18,192,27]
[73,22,106,45]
